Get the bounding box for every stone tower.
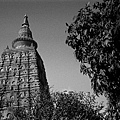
[0,15,49,120]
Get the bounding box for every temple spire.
[18,15,33,39]
[22,14,29,27]
[12,15,38,49]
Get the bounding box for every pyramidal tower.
[0,15,49,120]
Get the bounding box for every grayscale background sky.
[0,0,105,103]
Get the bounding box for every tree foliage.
[2,91,104,120]
[51,91,103,120]
[66,0,120,111]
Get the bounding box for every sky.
[0,0,106,104]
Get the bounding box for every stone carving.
[0,15,49,120]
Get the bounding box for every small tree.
[52,91,104,120]
[66,0,120,119]
[32,90,54,120]
[7,90,54,120]
[9,90,104,120]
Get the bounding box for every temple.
[0,15,49,120]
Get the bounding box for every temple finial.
[22,14,29,27]
[6,45,9,49]
[4,45,9,51]
[12,15,38,49]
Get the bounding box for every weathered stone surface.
[0,15,49,120]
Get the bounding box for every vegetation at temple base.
[1,91,104,120]
[51,91,103,120]
[66,0,120,119]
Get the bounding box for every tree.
[9,90,54,120]
[32,90,54,120]
[66,0,120,119]
[51,91,104,120]
[9,90,104,120]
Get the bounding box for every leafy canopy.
[66,0,120,103]
[52,91,103,120]
[2,91,103,120]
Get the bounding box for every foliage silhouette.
[51,91,103,120]
[1,91,103,120]
[66,0,120,119]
